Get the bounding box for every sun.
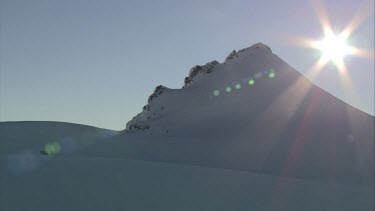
[311,30,355,66]
[289,0,373,75]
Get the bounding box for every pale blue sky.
[1,0,374,130]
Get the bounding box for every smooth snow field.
[0,122,373,211]
[1,155,373,211]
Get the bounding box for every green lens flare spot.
[225,87,232,93]
[268,72,276,78]
[248,79,255,85]
[44,142,61,155]
[235,84,241,89]
[213,90,220,96]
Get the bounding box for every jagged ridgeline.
[126,47,240,132]
[125,43,275,133]
[183,61,219,87]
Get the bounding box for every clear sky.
[1,0,374,130]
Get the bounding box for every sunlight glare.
[312,31,354,66]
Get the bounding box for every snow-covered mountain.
[1,43,373,211]
[123,42,374,186]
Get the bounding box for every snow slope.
[0,121,117,154]
[123,43,374,186]
[1,157,373,211]
[0,121,118,176]
[0,43,373,210]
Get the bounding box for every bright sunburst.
[281,0,374,116]
[312,30,355,66]
[290,0,374,74]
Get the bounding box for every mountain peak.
[125,42,286,132]
[224,43,272,62]
[240,42,272,53]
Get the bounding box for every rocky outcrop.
[225,50,238,62]
[127,124,149,131]
[126,85,167,132]
[183,60,219,87]
[148,85,166,103]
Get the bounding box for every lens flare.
[44,142,61,155]
[311,31,355,66]
[213,90,220,96]
[209,68,279,98]
[286,0,373,73]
